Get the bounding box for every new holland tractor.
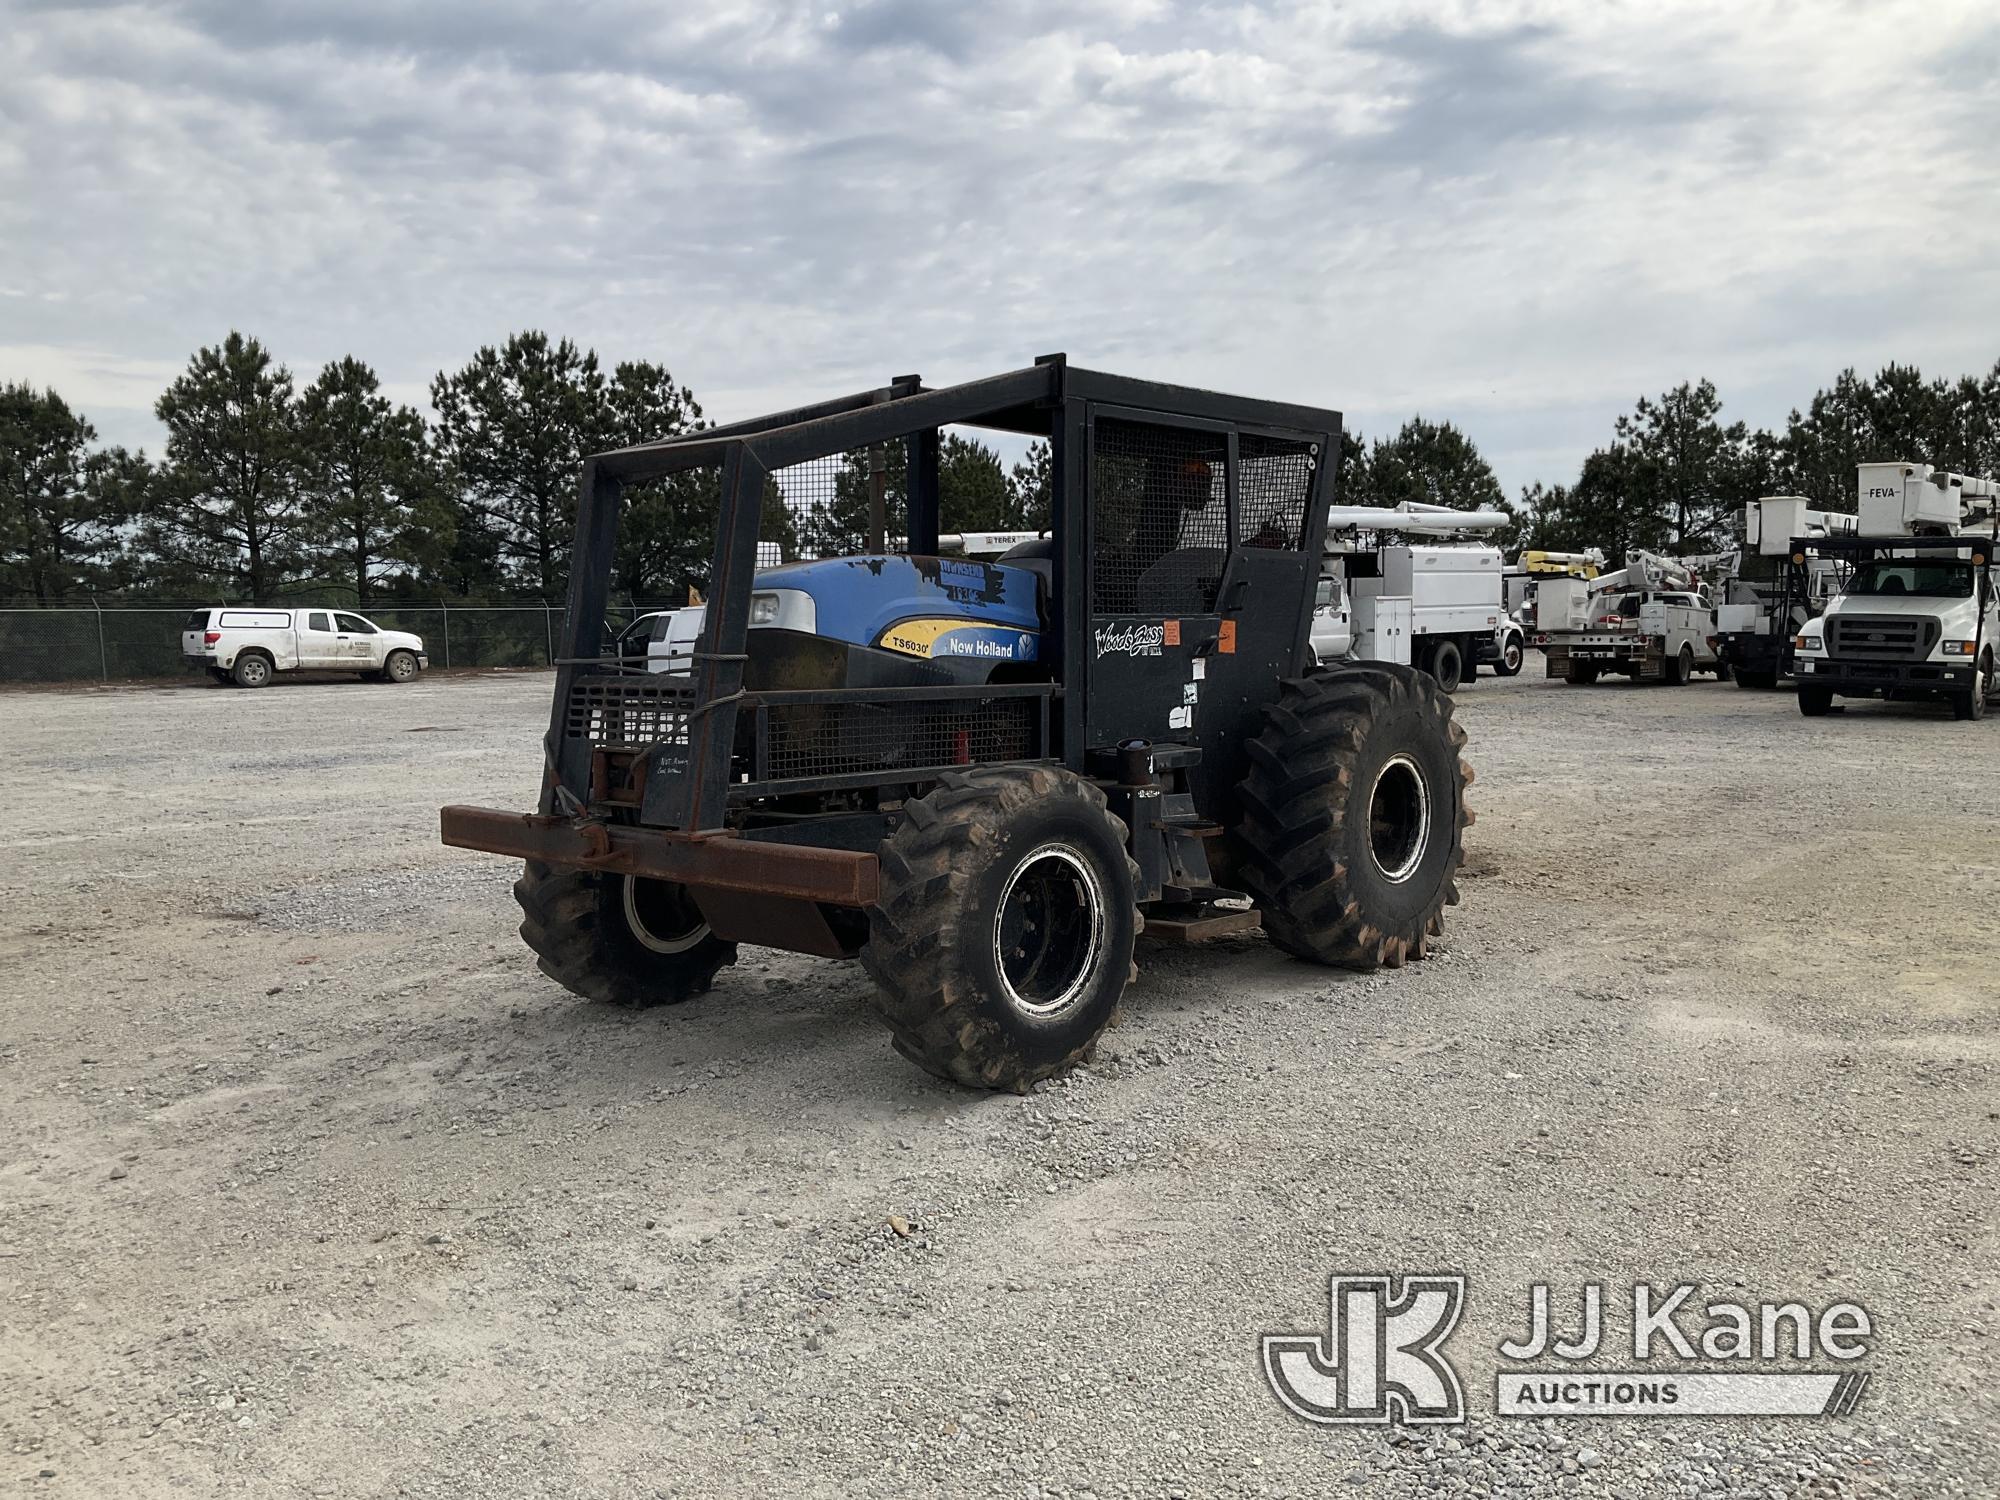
[441,357,1474,1090]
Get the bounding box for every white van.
[182,607,429,687]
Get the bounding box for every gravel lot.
[2,663,1995,1498]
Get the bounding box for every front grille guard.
[562,673,1056,812]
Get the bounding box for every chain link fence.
[0,602,677,684]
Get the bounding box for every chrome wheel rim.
[992,842,1105,1019]
[1368,753,1431,884]
[623,876,711,955]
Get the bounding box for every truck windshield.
[1842,560,1972,598]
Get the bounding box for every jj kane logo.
[1264,1276,1875,1425]
[1262,1275,1467,1425]
[1094,621,1166,658]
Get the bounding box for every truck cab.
[1791,462,2000,720]
[1793,544,1997,719]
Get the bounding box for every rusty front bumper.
[439,805,879,907]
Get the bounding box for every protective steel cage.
[545,356,1341,834]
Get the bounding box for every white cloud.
[3,0,1998,491]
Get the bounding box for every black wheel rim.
[1368,754,1431,884]
[992,843,1104,1019]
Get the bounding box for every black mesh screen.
[757,694,1042,784]
[1090,419,1229,614]
[1238,432,1317,550]
[772,447,908,562]
[564,676,695,748]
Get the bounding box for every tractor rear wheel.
[861,766,1139,1091]
[1234,664,1470,971]
[514,861,736,1008]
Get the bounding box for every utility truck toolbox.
[440,355,1476,1092]
[182,607,429,688]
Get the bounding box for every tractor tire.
[231,652,273,688]
[1428,637,1465,694]
[1494,635,1524,677]
[513,861,736,1008]
[1234,664,1470,971]
[1798,686,1835,717]
[1566,661,1600,686]
[861,766,1139,1092]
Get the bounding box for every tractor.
[441,356,1474,1090]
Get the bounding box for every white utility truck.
[1714,498,1856,689]
[1791,462,1999,721]
[182,607,429,687]
[1311,502,1518,691]
[1536,549,1724,685]
[1504,549,1604,623]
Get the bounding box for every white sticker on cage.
[1168,705,1193,730]
[1191,658,1206,680]
[1182,682,1198,705]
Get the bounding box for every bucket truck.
[1536,549,1725,685]
[1714,498,1856,688]
[1791,463,2000,720]
[1310,502,1518,691]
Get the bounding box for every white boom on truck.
[1536,548,1728,686]
[1792,462,2000,720]
[1310,502,1520,691]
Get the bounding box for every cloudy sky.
[5,0,1998,494]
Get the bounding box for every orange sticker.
[1163,619,1181,647]
[1217,620,1237,653]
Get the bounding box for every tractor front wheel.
[514,862,736,1008]
[861,767,1138,1091]
[1234,664,1470,970]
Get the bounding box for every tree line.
[1339,358,2000,560]
[7,338,1999,607]
[0,331,1051,607]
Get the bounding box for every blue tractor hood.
[761,554,1043,665]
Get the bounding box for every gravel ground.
[1,663,1995,1498]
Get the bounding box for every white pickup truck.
[182,607,429,687]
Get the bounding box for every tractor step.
[1142,904,1263,943]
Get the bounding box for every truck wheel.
[231,652,273,688]
[1733,669,1776,691]
[1234,664,1469,971]
[1669,644,1694,685]
[1566,661,1599,685]
[384,650,420,683]
[1952,654,1991,721]
[861,766,1138,1092]
[513,861,736,1008]
[1429,638,1465,693]
[1495,636,1524,677]
[1798,686,1834,717]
